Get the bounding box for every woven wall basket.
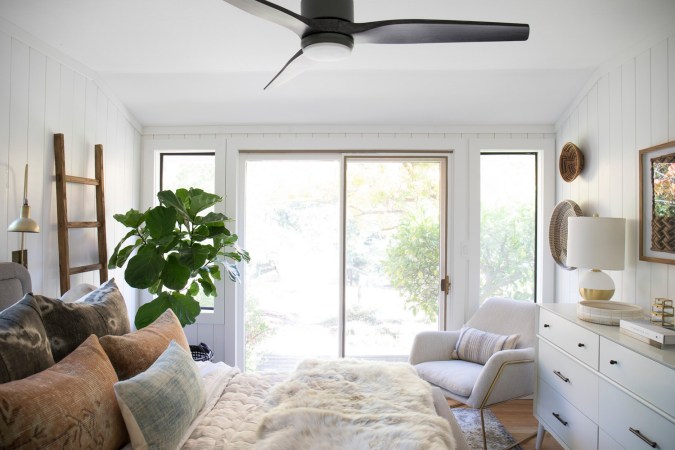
[549,199,583,270]
[559,142,584,182]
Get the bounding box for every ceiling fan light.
[303,41,352,62]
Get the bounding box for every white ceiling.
[1,0,675,127]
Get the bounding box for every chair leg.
[480,408,488,450]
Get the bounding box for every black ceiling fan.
[221,0,530,89]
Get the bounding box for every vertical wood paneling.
[27,48,46,293]
[621,59,637,303]
[8,39,30,265]
[578,97,589,210]
[608,67,624,301]
[0,26,141,308]
[41,57,60,294]
[635,50,652,306]
[597,76,610,218]
[0,32,11,261]
[587,85,600,215]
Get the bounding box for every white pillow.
[114,340,206,450]
[451,327,519,365]
[59,283,97,302]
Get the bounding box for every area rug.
[452,408,523,450]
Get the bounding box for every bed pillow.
[99,308,190,380]
[34,278,130,362]
[0,335,128,449]
[451,327,519,365]
[0,294,54,383]
[114,340,206,450]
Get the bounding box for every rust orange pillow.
[0,335,128,450]
[99,308,190,380]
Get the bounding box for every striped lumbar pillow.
[452,327,519,365]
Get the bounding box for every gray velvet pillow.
[35,278,131,362]
[0,294,55,383]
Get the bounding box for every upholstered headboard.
[0,262,32,312]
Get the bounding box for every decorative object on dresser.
[410,297,537,450]
[639,140,675,265]
[536,303,675,450]
[7,163,40,268]
[651,298,674,327]
[620,319,675,348]
[566,215,626,301]
[576,300,643,326]
[549,199,584,270]
[559,142,584,182]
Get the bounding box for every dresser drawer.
[599,379,675,450]
[539,308,600,369]
[538,338,598,421]
[598,429,624,450]
[537,378,597,450]
[599,336,675,418]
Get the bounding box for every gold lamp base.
[579,287,614,301]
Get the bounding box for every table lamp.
[567,215,625,300]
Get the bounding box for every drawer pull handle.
[609,360,618,365]
[577,343,585,347]
[553,370,570,383]
[543,324,550,328]
[552,412,568,426]
[629,427,657,448]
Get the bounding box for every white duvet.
[179,360,459,450]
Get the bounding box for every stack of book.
[619,319,675,349]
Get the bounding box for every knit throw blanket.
[254,359,456,450]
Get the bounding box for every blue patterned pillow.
[451,327,519,365]
[113,340,206,449]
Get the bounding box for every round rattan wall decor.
[559,142,584,182]
[549,199,583,270]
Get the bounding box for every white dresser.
[535,303,675,450]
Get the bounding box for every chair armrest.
[409,330,460,365]
[467,347,535,408]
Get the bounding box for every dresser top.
[540,303,675,370]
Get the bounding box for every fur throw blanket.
[254,359,456,450]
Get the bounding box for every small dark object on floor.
[190,342,213,362]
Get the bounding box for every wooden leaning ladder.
[54,133,108,295]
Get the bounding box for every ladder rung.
[65,175,99,186]
[69,263,103,275]
[67,221,100,229]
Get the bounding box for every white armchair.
[410,297,537,450]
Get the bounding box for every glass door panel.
[243,158,340,371]
[344,158,444,361]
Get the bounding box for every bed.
[178,359,471,450]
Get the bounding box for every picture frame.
[639,140,675,264]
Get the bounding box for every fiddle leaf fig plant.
[109,188,250,329]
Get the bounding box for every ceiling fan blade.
[264,49,314,90]
[221,0,310,36]
[343,19,529,44]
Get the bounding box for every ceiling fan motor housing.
[301,0,354,21]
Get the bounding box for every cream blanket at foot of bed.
[254,359,456,450]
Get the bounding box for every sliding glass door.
[242,154,448,371]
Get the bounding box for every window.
[480,153,537,303]
[159,152,216,309]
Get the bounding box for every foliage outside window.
[480,153,537,303]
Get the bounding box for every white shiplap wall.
[555,35,675,310]
[0,22,142,319]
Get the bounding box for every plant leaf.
[124,246,165,289]
[208,264,221,281]
[198,268,216,296]
[157,190,190,221]
[115,244,138,268]
[134,292,201,329]
[224,263,241,282]
[198,211,228,225]
[161,253,191,291]
[108,229,140,268]
[145,206,177,239]
[178,244,211,271]
[187,189,221,216]
[188,281,200,296]
[113,209,145,228]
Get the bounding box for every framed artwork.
[640,140,675,264]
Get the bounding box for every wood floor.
[448,399,564,450]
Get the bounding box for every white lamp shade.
[567,216,625,270]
